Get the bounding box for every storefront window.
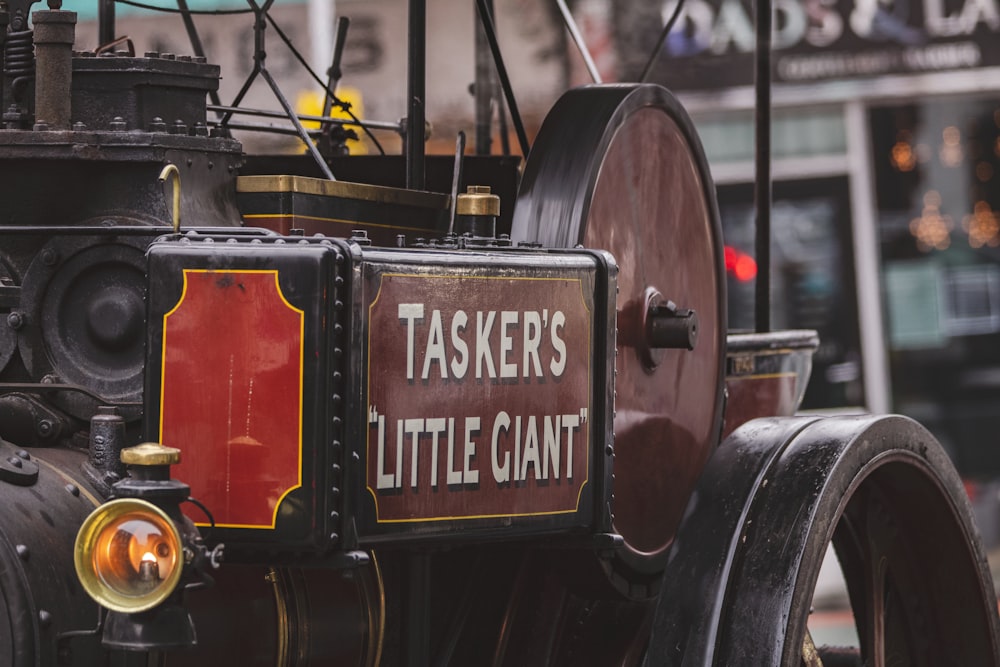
[696,107,847,163]
[718,177,864,410]
[872,96,1000,477]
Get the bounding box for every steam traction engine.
[0,0,998,665]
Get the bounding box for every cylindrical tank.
[0,444,105,666]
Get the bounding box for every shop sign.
[645,0,1000,89]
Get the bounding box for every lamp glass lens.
[92,511,179,598]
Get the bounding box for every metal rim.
[648,414,1000,665]
[512,83,726,591]
[815,453,996,666]
[721,416,1000,665]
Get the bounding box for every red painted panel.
[159,270,303,529]
[366,273,592,523]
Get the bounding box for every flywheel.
[512,84,727,592]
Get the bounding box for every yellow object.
[295,86,367,155]
[121,442,181,467]
[74,498,184,613]
[456,186,501,217]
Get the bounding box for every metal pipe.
[754,0,772,334]
[406,0,426,190]
[207,103,403,132]
[98,0,115,46]
[32,8,76,130]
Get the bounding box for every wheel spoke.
[860,555,886,667]
[801,628,824,667]
[851,489,886,667]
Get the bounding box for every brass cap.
[456,185,500,217]
[120,442,181,466]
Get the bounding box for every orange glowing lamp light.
[75,497,184,614]
[73,443,214,650]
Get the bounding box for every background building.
[638,0,1000,485]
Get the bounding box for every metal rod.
[639,0,686,83]
[207,104,402,132]
[260,66,336,180]
[754,0,772,333]
[322,16,351,116]
[555,0,602,84]
[0,383,141,407]
[406,0,426,190]
[474,0,530,158]
[208,120,319,136]
[448,131,466,235]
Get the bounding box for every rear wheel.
[649,414,1000,665]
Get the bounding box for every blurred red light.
[724,245,737,271]
[724,245,757,282]
[734,255,757,282]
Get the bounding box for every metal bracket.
[0,441,38,486]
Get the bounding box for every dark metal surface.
[0,443,106,667]
[0,47,246,451]
[648,414,1000,665]
[16,234,154,421]
[512,83,727,596]
[70,50,219,133]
